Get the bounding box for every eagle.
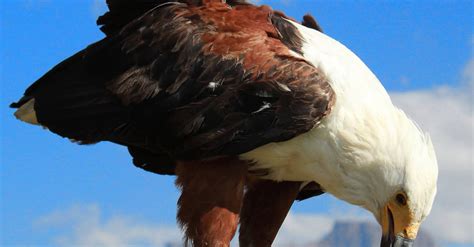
[11,0,438,246]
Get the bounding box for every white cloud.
[36,203,376,247]
[390,58,474,244]
[273,213,334,246]
[34,204,183,247]
[36,204,374,247]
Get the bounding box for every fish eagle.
[11,0,438,246]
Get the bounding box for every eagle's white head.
[333,109,438,246]
[292,21,439,246]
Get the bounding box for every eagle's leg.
[176,158,247,247]
[239,178,302,247]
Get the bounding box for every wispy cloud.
[35,204,183,247]
[35,204,368,247]
[274,213,335,246]
[274,211,375,246]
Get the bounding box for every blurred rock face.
[314,221,436,247]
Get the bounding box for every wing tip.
[12,98,40,125]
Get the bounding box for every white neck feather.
[292,22,397,202]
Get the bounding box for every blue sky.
[1,0,473,246]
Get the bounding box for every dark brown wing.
[11,2,334,174]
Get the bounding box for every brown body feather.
[176,158,246,246]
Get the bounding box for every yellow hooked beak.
[380,195,420,247]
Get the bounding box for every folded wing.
[11,2,334,174]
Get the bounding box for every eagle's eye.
[395,192,407,206]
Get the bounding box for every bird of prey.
[11,0,438,246]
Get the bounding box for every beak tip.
[381,234,415,247]
[393,235,414,247]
